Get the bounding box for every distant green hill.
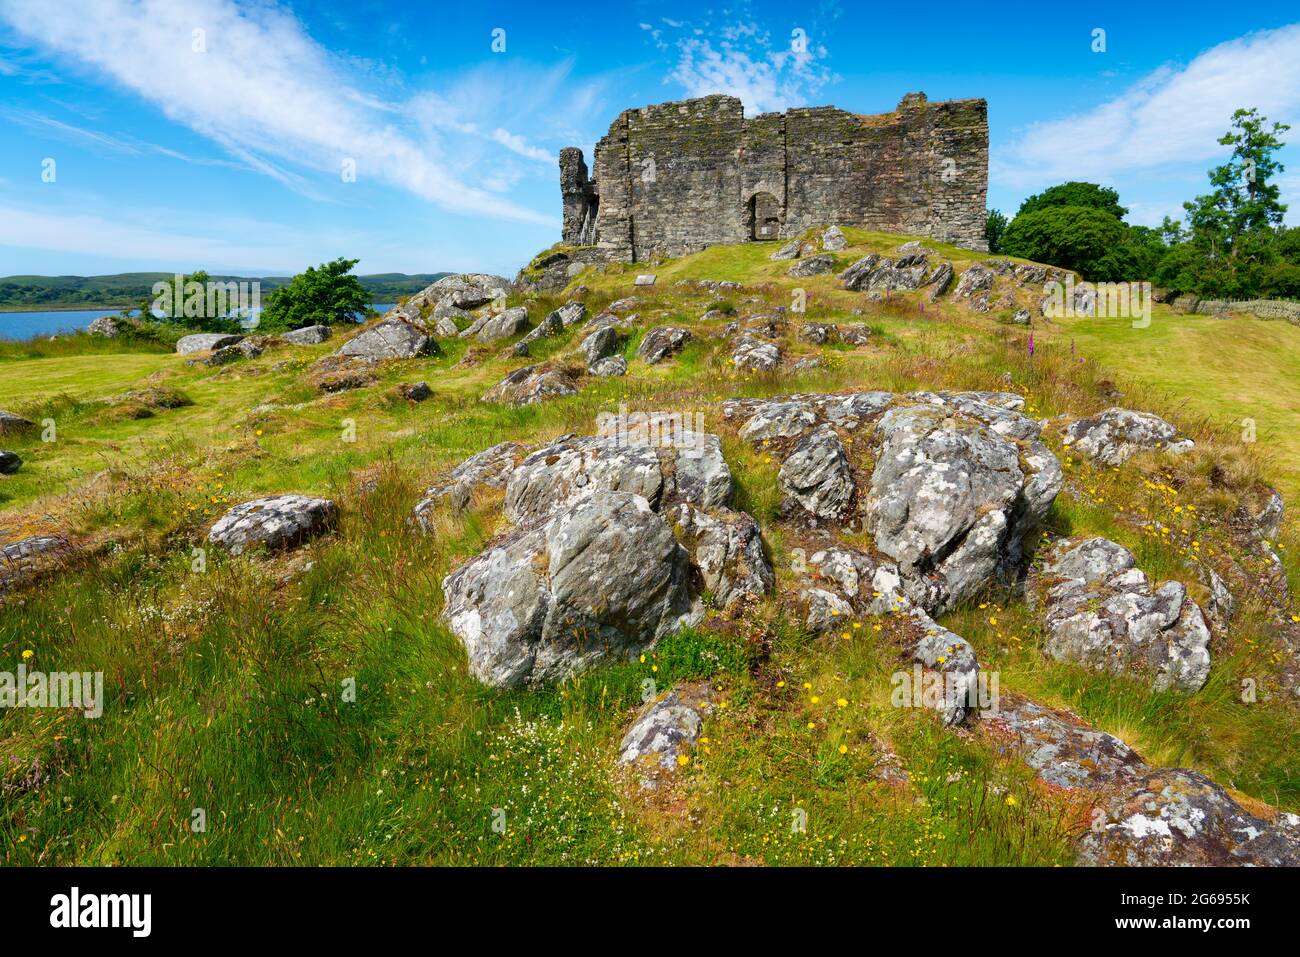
[0,272,451,310]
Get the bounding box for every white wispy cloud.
[0,0,555,224]
[995,23,1300,192]
[0,198,489,274]
[652,13,838,115]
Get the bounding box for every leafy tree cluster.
[258,258,372,332]
[987,109,1298,298]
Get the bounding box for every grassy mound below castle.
[1,227,1298,865]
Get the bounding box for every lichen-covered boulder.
[177,333,244,355]
[788,254,835,277]
[636,326,691,364]
[482,364,578,405]
[208,494,338,556]
[981,698,1148,790]
[503,431,731,525]
[619,683,712,773]
[1077,769,1300,866]
[590,356,627,377]
[821,225,848,251]
[867,399,1062,613]
[735,399,818,442]
[730,334,780,371]
[412,441,528,524]
[337,318,437,360]
[1063,407,1193,465]
[549,301,586,328]
[282,324,332,345]
[409,273,511,313]
[795,544,982,725]
[88,315,120,337]
[462,305,529,344]
[1247,487,1286,542]
[441,491,696,688]
[778,425,854,520]
[952,264,995,300]
[722,391,895,445]
[305,355,378,394]
[1041,537,1211,692]
[0,411,35,436]
[1,535,73,593]
[580,324,623,367]
[770,238,802,261]
[670,503,773,613]
[841,253,928,293]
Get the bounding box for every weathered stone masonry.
[560,91,989,261]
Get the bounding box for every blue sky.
[1,0,1299,278]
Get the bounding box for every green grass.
[2,232,1299,866]
[1052,308,1300,500]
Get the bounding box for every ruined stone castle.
[560,92,989,261]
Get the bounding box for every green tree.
[1185,108,1290,251]
[1017,181,1128,220]
[985,209,1008,253]
[258,258,370,332]
[1157,108,1292,297]
[1000,205,1127,277]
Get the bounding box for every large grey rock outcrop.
[867,398,1062,613]
[778,425,854,520]
[720,392,1059,612]
[981,698,1147,790]
[482,365,578,405]
[796,544,981,724]
[724,391,894,443]
[788,254,835,277]
[730,334,780,371]
[952,264,995,300]
[504,431,732,526]
[407,273,511,313]
[176,333,243,355]
[337,318,436,360]
[282,324,332,345]
[208,494,338,556]
[840,253,930,293]
[442,491,695,688]
[411,442,527,524]
[636,326,691,364]
[1063,407,1193,465]
[1041,537,1211,692]
[670,504,773,613]
[462,305,529,344]
[1077,769,1300,866]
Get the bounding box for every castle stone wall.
[561,91,989,260]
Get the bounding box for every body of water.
[0,305,397,341]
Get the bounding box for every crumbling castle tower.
[560,92,989,260]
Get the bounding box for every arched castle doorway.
[747,192,781,240]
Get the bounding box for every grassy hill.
[0,229,1297,865]
[0,271,451,310]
